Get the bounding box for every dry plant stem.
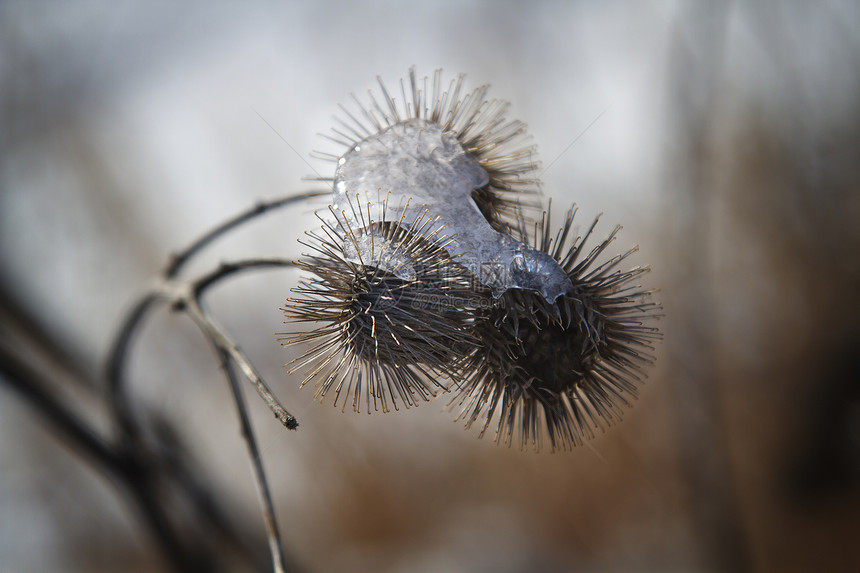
[6,193,316,570]
[184,262,299,572]
[109,187,319,435]
[184,261,299,429]
[3,288,262,570]
[165,189,328,279]
[107,289,170,438]
[1,345,123,477]
[102,191,316,570]
[215,345,288,573]
[103,259,300,571]
[1,346,215,573]
[110,258,299,432]
[193,258,299,296]
[0,283,99,393]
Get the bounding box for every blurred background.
[2,1,859,571]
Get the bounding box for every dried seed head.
[451,206,662,451]
[326,72,570,301]
[283,70,662,450]
[313,67,543,232]
[281,197,482,414]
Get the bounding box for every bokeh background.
[2,1,859,571]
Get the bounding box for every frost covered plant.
[451,207,661,451]
[282,196,482,413]
[312,67,543,232]
[35,66,660,573]
[284,68,661,450]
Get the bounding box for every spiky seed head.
[281,198,483,414]
[451,206,663,451]
[311,67,543,233]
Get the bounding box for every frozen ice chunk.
[332,118,571,300]
[341,231,417,282]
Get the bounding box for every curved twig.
[109,189,319,436]
[164,190,328,279]
[106,288,169,438]
[102,190,319,571]
[215,345,290,573]
[1,345,217,573]
[1,345,123,475]
[183,261,300,572]
[193,258,298,295]
[183,281,298,430]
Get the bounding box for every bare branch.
[106,289,169,439]
[165,190,328,279]
[1,345,220,573]
[0,345,122,474]
[183,263,303,571]
[108,189,315,435]
[97,191,317,570]
[193,258,298,295]
[217,346,290,573]
[184,293,298,430]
